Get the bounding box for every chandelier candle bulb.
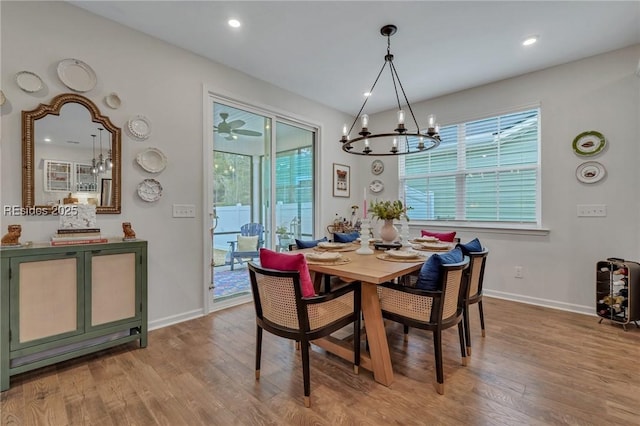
[342,124,348,136]
[361,114,369,129]
[428,114,436,128]
[397,110,405,125]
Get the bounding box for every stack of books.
[50,228,108,246]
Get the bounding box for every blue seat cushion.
[295,237,328,249]
[333,231,359,243]
[416,247,464,291]
[457,238,482,255]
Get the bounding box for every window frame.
[399,106,542,231]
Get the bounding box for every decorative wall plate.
[371,159,384,175]
[576,161,606,184]
[137,178,163,202]
[105,92,121,109]
[572,130,606,156]
[369,179,384,193]
[127,115,152,140]
[15,71,43,93]
[57,58,97,92]
[136,147,167,173]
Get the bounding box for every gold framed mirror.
[22,93,121,214]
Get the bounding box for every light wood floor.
[2,297,640,425]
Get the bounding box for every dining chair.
[289,241,355,294]
[247,262,361,407]
[462,249,489,356]
[227,222,264,270]
[377,257,469,394]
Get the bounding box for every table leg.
[361,282,394,386]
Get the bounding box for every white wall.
[367,44,640,313]
[0,1,356,328]
[3,2,638,325]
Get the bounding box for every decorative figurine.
[1,224,22,246]
[122,222,136,241]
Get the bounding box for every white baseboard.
[484,289,594,316]
[148,308,205,331]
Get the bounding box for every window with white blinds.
[399,108,540,225]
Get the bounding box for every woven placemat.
[411,244,452,252]
[305,257,352,266]
[376,253,427,263]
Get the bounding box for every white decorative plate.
[371,159,384,175]
[369,179,384,193]
[572,131,606,156]
[305,252,342,262]
[136,147,167,173]
[413,236,439,243]
[15,71,43,93]
[105,92,121,109]
[137,178,163,202]
[576,161,606,184]
[386,250,421,259]
[57,58,97,92]
[127,115,152,140]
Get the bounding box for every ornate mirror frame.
[22,93,121,214]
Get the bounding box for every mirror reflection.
[23,93,121,214]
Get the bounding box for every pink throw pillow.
[259,248,315,297]
[421,229,457,242]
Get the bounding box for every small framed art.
[332,163,350,197]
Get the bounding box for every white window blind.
[399,108,540,225]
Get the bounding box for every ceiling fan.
[214,112,263,140]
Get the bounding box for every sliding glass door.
[207,97,316,311]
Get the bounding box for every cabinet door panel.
[17,258,79,344]
[91,252,137,326]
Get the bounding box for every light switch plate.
[577,204,607,217]
[173,204,196,218]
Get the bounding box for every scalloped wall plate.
[127,115,152,140]
[136,147,167,173]
[137,178,163,202]
[16,71,43,93]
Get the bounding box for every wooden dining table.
[303,245,429,387]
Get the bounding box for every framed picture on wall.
[332,163,350,197]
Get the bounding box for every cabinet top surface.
[1,239,147,256]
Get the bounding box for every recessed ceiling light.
[228,19,241,28]
[522,35,539,46]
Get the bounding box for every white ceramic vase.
[380,219,398,243]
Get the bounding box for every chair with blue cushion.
[456,239,489,356]
[377,253,470,394]
[227,223,264,270]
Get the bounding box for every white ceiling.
[70,1,640,115]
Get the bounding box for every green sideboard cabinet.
[0,239,147,391]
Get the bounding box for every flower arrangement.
[369,200,411,221]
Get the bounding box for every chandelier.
[91,128,113,175]
[341,25,441,156]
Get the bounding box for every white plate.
[105,92,121,109]
[317,241,349,249]
[128,115,152,140]
[15,71,43,93]
[576,161,606,184]
[57,58,97,92]
[413,236,439,243]
[0,90,5,106]
[137,178,162,202]
[305,252,342,262]
[418,242,451,251]
[386,250,421,259]
[136,147,167,173]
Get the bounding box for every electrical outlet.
[577,204,607,217]
[515,266,523,278]
[173,204,196,218]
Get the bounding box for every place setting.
[313,241,358,252]
[376,249,427,263]
[304,251,351,265]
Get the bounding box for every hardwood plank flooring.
[2,297,640,425]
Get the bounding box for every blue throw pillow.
[457,238,482,255]
[416,247,464,291]
[295,237,328,249]
[334,231,359,243]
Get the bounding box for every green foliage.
[369,200,411,221]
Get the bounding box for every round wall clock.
[371,159,384,175]
[572,130,606,156]
[369,179,384,193]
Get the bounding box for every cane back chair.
[462,249,489,356]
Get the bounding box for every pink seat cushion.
[421,229,457,242]
[259,248,315,297]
